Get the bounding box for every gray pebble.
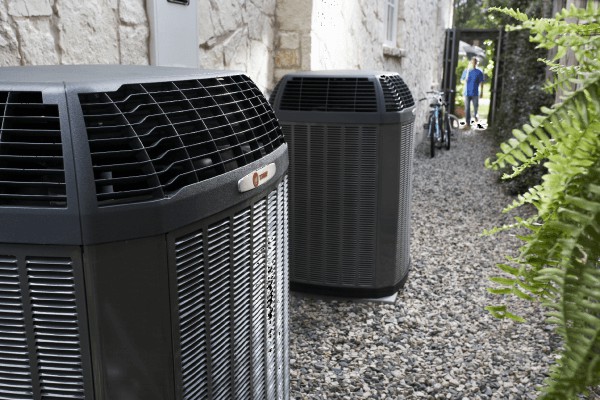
[289,130,556,399]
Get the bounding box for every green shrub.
[490,1,553,196]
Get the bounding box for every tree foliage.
[454,0,550,28]
[485,4,600,399]
[454,0,491,28]
[492,0,552,138]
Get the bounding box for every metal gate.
[441,28,506,126]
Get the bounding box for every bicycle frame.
[429,104,442,142]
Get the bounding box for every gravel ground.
[288,128,559,399]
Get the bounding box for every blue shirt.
[464,68,484,97]
[460,69,468,95]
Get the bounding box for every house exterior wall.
[273,0,312,83]
[198,0,277,92]
[0,0,148,66]
[0,0,277,92]
[0,0,453,130]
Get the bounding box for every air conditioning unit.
[0,65,289,400]
[271,71,415,298]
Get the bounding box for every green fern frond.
[482,216,538,236]
[486,78,599,174]
[488,7,530,22]
[502,184,544,212]
[537,160,600,398]
[484,305,527,323]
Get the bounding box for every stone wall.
[310,0,379,70]
[273,0,312,84]
[0,0,148,66]
[0,0,454,129]
[199,0,277,92]
[392,0,453,134]
[0,0,278,92]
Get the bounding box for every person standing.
[460,57,484,128]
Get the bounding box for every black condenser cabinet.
[0,65,289,400]
[271,70,416,298]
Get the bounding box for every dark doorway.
[442,28,505,126]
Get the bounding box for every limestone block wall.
[0,0,454,126]
[392,0,454,133]
[273,0,312,83]
[0,0,278,93]
[310,0,377,70]
[199,0,277,92]
[0,0,149,66]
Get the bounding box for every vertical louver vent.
[78,75,285,206]
[206,219,233,399]
[379,75,415,112]
[27,257,85,399]
[284,124,377,287]
[279,77,378,112]
[0,254,87,400]
[174,178,288,400]
[396,122,415,280]
[0,256,33,399]
[175,230,208,399]
[0,92,66,208]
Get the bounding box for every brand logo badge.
[238,163,276,193]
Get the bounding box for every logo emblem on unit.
[238,163,276,192]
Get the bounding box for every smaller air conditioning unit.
[271,70,416,298]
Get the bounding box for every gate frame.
[442,28,505,126]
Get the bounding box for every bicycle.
[421,91,455,158]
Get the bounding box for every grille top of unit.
[270,70,415,114]
[0,65,285,207]
[0,66,289,246]
[0,91,65,208]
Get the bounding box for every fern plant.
[485,4,600,399]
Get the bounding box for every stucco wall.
[0,0,148,66]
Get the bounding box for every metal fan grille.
[174,177,289,400]
[79,75,284,206]
[0,92,66,208]
[279,77,378,112]
[379,75,415,112]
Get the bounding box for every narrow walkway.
[289,128,556,399]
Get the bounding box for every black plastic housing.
[0,65,289,400]
[271,70,415,298]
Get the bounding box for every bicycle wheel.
[443,113,451,150]
[428,113,435,158]
[435,113,443,149]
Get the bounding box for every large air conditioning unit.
[0,65,289,400]
[270,71,415,298]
